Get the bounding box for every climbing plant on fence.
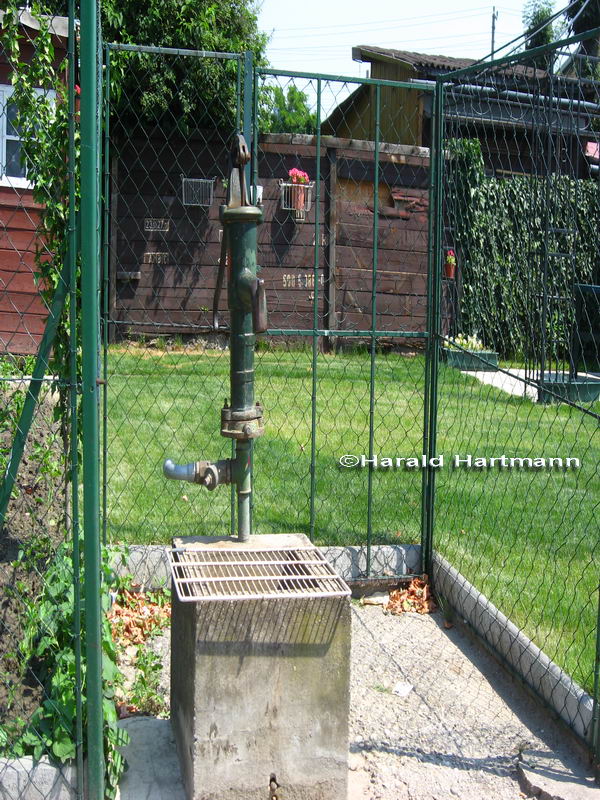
[0,4,127,796]
[446,138,600,360]
[0,0,78,411]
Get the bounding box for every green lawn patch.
[105,344,599,692]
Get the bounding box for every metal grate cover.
[170,545,350,602]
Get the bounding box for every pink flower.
[288,167,309,185]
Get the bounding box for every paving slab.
[519,749,599,800]
[117,717,184,800]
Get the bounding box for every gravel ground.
[149,602,595,800]
[348,604,537,800]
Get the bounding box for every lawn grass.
[105,343,599,692]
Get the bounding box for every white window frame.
[0,84,56,189]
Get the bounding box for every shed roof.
[352,45,548,81]
[352,46,476,73]
[0,9,69,39]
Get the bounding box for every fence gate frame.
[101,50,444,576]
[251,66,443,574]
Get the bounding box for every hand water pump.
[163,133,267,542]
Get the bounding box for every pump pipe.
[163,134,265,542]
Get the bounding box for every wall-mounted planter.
[538,374,600,404]
[279,180,315,222]
[443,348,498,371]
[181,175,215,207]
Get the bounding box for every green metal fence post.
[592,589,600,765]
[102,46,111,546]
[421,80,438,574]
[423,79,445,578]
[366,83,381,577]
[308,79,322,543]
[67,0,84,791]
[242,51,253,534]
[80,0,105,796]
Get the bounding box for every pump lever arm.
[212,133,252,330]
[251,277,268,334]
[212,221,228,330]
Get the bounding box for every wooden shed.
[0,11,68,355]
[109,132,431,339]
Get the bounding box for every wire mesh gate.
[102,51,439,579]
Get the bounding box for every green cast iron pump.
[163,134,267,542]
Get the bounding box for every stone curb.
[0,756,77,800]
[112,542,422,588]
[432,553,593,744]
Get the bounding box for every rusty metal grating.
[170,546,350,602]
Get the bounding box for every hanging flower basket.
[279,168,314,221]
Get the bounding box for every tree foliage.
[0,1,75,391]
[262,85,317,134]
[44,0,268,128]
[564,0,600,75]
[523,0,555,54]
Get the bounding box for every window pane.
[6,101,21,137]
[6,139,26,178]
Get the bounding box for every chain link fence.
[4,16,598,793]
[103,54,434,581]
[0,7,82,797]
[433,31,600,756]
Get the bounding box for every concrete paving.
[117,609,600,800]
[117,717,185,800]
[519,749,599,800]
[462,367,600,401]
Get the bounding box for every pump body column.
[221,205,264,542]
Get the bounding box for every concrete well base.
[170,534,351,800]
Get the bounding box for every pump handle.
[251,277,268,334]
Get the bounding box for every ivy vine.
[0,4,127,797]
[446,138,600,362]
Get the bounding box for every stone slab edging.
[432,553,594,743]
[0,756,77,800]
[112,542,422,589]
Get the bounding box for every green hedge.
[446,139,600,360]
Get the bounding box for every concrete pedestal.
[170,534,351,800]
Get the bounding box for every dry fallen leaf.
[107,589,171,647]
[386,576,437,616]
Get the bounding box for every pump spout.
[163,459,197,483]
[163,458,231,491]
